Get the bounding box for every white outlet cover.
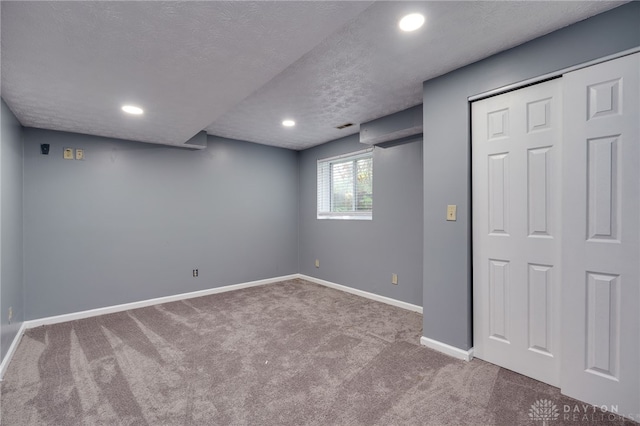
[447,205,457,221]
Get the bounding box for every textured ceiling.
[1,1,626,150]
[206,0,625,149]
[0,1,373,147]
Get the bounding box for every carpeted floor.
[1,279,636,425]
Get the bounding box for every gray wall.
[422,2,640,350]
[23,129,298,319]
[8,1,638,353]
[299,134,423,306]
[1,99,24,361]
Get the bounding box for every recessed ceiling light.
[282,120,295,127]
[122,105,144,115]
[399,13,425,32]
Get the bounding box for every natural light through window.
[317,149,373,220]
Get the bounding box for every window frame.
[317,148,373,221]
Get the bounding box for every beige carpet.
[1,279,635,425]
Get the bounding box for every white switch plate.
[63,147,74,160]
[315,259,320,268]
[75,149,84,160]
[447,205,457,221]
[391,273,398,285]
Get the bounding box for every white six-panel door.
[472,53,640,418]
[561,53,639,417]
[472,78,562,386]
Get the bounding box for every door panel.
[528,263,552,355]
[488,153,509,235]
[528,147,552,236]
[473,78,562,386]
[561,52,639,418]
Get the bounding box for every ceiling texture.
[1,1,626,151]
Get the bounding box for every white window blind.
[317,148,373,220]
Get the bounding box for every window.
[317,149,373,220]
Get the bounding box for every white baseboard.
[0,322,27,381]
[25,274,299,329]
[2,273,421,380]
[297,274,423,314]
[420,336,474,361]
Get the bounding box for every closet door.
[561,53,639,417]
[472,78,562,386]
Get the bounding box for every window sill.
[317,214,372,221]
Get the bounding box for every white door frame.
[469,48,640,420]
[468,46,640,350]
[468,47,640,103]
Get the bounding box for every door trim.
[468,46,640,103]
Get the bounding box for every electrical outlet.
[447,205,457,221]
[8,306,13,324]
[63,147,74,160]
[193,269,199,277]
[75,149,84,160]
[315,259,320,268]
[392,274,398,285]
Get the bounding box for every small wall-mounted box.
[447,205,457,221]
[63,147,74,160]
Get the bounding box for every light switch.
[315,259,320,268]
[447,205,457,221]
[63,147,74,160]
[391,273,398,285]
[75,149,84,160]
